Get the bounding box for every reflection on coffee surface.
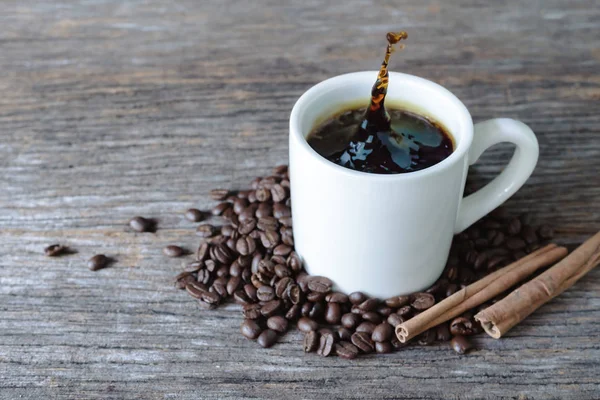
[306,30,454,174]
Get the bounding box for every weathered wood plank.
[1,0,599,399]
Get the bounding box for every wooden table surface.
[1,1,599,399]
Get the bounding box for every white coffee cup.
[289,71,539,298]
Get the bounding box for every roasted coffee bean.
[243,303,262,320]
[538,225,554,239]
[238,219,257,235]
[335,341,359,359]
[270,255,287,265]
[507,217,522,235]
[505,237,526,250]
[375,341,393,354]
[445,283,459,298]
[267,316,288,333]
[521,225,538,244]
[211,202,230,216]
[357,298,378,312]
[301,302,312,317]
[200,289,220,305]
[384,295,410,308]
[281,232,295,247]
[325,303,342,324]
[260,299,282,317]
[362,312,382,324]
[487,255,508,270]
[221,225,235,237]
[445,265,459,281]
[232,198,248,214]
[196,224,216,238]
[273,244,292,256]
[197,269,211,285]
[341,313,361,329]
[308,302,325,320]
[450,317,476,336]
[285,304,301,320]
[336,327,352,342]
[226,238,237,251]
[255,203,273,219]
[211,279,228,297]
[255,187,271,202]
[491,231,505,246]
[303,331,319,352]
[307,276,333,293]
[474,252,489,270]
[273,203,291,219]
[274,277,292,298]
[317,332,335,357]
[411,293,435,311]
[371,323,393,342]
[298,316,319,332]
[211,243,234,264]
[274,264,291,278]
[285,198,292,208]
[436,323,452,342]
[287,284,303,305]
[425,278,448,295]
[356,322,376,335]
[260,230,280,249]
[257,217,279,232]
[235,236,256,256]
[185,208,203,222]
[88,254,109,271]
[280,179,290,188]
[210,188,229,201]
[226,276,241,295]
[163,245,184,257]
[324,292,348,303]
[273,164,288,176]
[307,291,326,302]
[233,290,251,305]
[396,305,412,317]
[279,216,293,227]
[417,329,437,346]
[257,285,275,302]
[451,335,473,354]
[44,244,67,257]
[185,281,207,299]
[387,313,404,327]
[175,272,195,289]
[195,242,209,261]
[287,252,302,272]
[351,332,374,353]
[459,267,475,283]
[129,216,153,232]
[184,261,203,272]
[270,184,287,203]
[204,259,217,272]
[257,329,278,348]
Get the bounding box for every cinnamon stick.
[395,244,568,343]
[475,231,600,339]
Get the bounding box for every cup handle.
[454,118,539,233]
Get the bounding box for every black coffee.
[306,31,453,174]
[306,107,454,174]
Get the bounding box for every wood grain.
[1,0,599,399]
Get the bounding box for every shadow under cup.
[289,71,474,298]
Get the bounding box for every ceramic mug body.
[289,72,538,298]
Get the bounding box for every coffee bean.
[436,323,452,342]
[233,290,250,304]
[184,261,203,272]
[288,284,303,305]
[257,217,279,232]
[326,292,349,303]
[371,323,393,342]
[305,291,325,303]
[287,252,302,272]
[378,307,396,318]
[226,276,241,295]
[317,332,335,357]
[362,311,382,324]
[260,299,282,317]
[270,184,287,203]
[308,302,325,320]
[273,264,291,279]
[417,329,437,346]
[285,304,301,320]
[538,225,554,240]
[175,272,195,289]
[335,341,359,359]
[235,236,256,256]
[411,293,435,311]
[450,335,473,354]
[185,208,203,222]
[267,316,288,333]
[211,278,228,297]
[210,188,229,201]
[257,329,278,348]
[356,322,376,335]
[221,225,235,237]
[163,245,184,257]
[273,244,292,256]
[491,231,505,246]
[279,216,293,227]
[307,276,333,293]
[273,165,288,176]
[375,341,393,354]
[341,313,360,329]
[450,317,476,336]
[387,313,404,327]
[88,254,109,271]
[384,295,410,308]
[196,224,216,238]
[242,303,262,320]
[197,269,211,285]
[260,230,280,249]
[211,202,230,216]
[257,285,275,302]
[325,303,342,324]
[396,305,412,317]
[129,216,153,232]
[238,219,257,235]
[357,298,378,311]
[459,267,475,283]
[44,244,67,257]
[273,203,291,219]
[486,255,508,270]
[351,332,374,353]
[521,225,538,244]
[507,217,522,235]
[303,331,319,352]
[474,252,489,270]
[336,327,352,342]
[505,237,526,250]
[298,316,319,332]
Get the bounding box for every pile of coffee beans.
[175,165,554,357]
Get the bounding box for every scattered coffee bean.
[356,322,376,335]
[88,254,109,271]
[387,313,404,327]
[257,329,278,348]
[336,341,359,359]
[417,329,437,346]
[317,332,335,357]
[436,323,452,342]
[450,317,477,336]
[241,319,262,340]
[384,295,409,308]
[163,245,184,257]
[44,244,67,257]
[211,202,230,216]
[210,188,229,201]
[507,217,522,235]
[538,225,554,239]
[375,341,393,354]
[129,216,153,232]
[371,323,393,343]
[411,293,435,311]
[196,224,216,238]
[308,276,333,293]
[298,316,318,332]
[351,332,375,353]
[185,208,204,222]
[303,331,319,352]
[325,303,342,324]
[267,316,288,333]
[450,335,473,354]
